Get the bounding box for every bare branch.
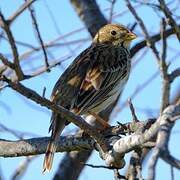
[84,163,115,169]
[128,98,139,122]
[8,0,37,24]
[147,104,179,179]
[158,0,180,41]
[0,136,94,157]
[11,157,34,180]
[169,67,180,83]
[108,0,117,23]
[70,0,107,37]
[27,4,50,70]
[125,0,160,62]
[0,53,15,70]
[130,25,180,57]
[126,149,143,180]
[106,105,180,170]
[0,104,179,178]
[147,148,160,180]
[0,12,24,80]
[170,166,174,180]
[0,116,156,156]
[159,18,170,113]
[53,150,92,180]
[161,151,180,170]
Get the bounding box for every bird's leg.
[88,111,110,130]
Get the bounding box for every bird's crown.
[93,24,136,48]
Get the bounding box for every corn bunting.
[43,24,136,172]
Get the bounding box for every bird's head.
[93,24,137,48]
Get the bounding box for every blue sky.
[0,0,179,180]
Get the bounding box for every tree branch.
[0,104,179,176]
[169,67,180,83]
[130,25,179,57]
[27,4,50,69]
[1,77,109,153]
[0,120,152,157]
[0,53,15,70]
[0,136,94,157]
[126,0,160,62]
[159,18,169,113]
[161,151,180,169]
[7,0,37,24]
[0,12,24,80]
[158,0,180,41]
[105,105,180,170]
[70,0,107,37]
[147,104,180,179]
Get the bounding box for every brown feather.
[42,141,56,173]
[43,114,66,173]
[80,67,103,91]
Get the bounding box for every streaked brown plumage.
[43,24,136,172]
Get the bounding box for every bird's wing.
[72,45,130,114]
[50,46,93,107]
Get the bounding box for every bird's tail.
[42,140,56,173]
[42,114,66,173]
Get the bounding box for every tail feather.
[42,114,66,173]
[42,141,56,173]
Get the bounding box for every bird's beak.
[127,31,137,40]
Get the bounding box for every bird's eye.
[110,30,117,36]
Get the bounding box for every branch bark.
[0,11,24,80]
[0,136,93,157]
[130,25,179,57]
[0,105,179,172]
[158,0,180,41]
[70,0,107,37]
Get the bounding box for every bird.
[43,24,137,172]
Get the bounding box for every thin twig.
[0,33,37,49]
[84,163,115,169]
[128,98,138,122]
[0,12,24,80]
[158,0,180,41]
[0,53,15,69]
[169,67,180,83]
[43,0,75,56]
[11,157,34,180]
[159,18,169,113]
[8,0,37,24]
[161,151,180,169]
[42,87,46,98]
[170,165,174,180]
[113,169,124,180]
[27,3,50,70]
[126,0,161,62]
[108,0,117,23]
[130,25,180,57]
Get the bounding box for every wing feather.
[73,45,130,114]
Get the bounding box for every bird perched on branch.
[43,24,136,172]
